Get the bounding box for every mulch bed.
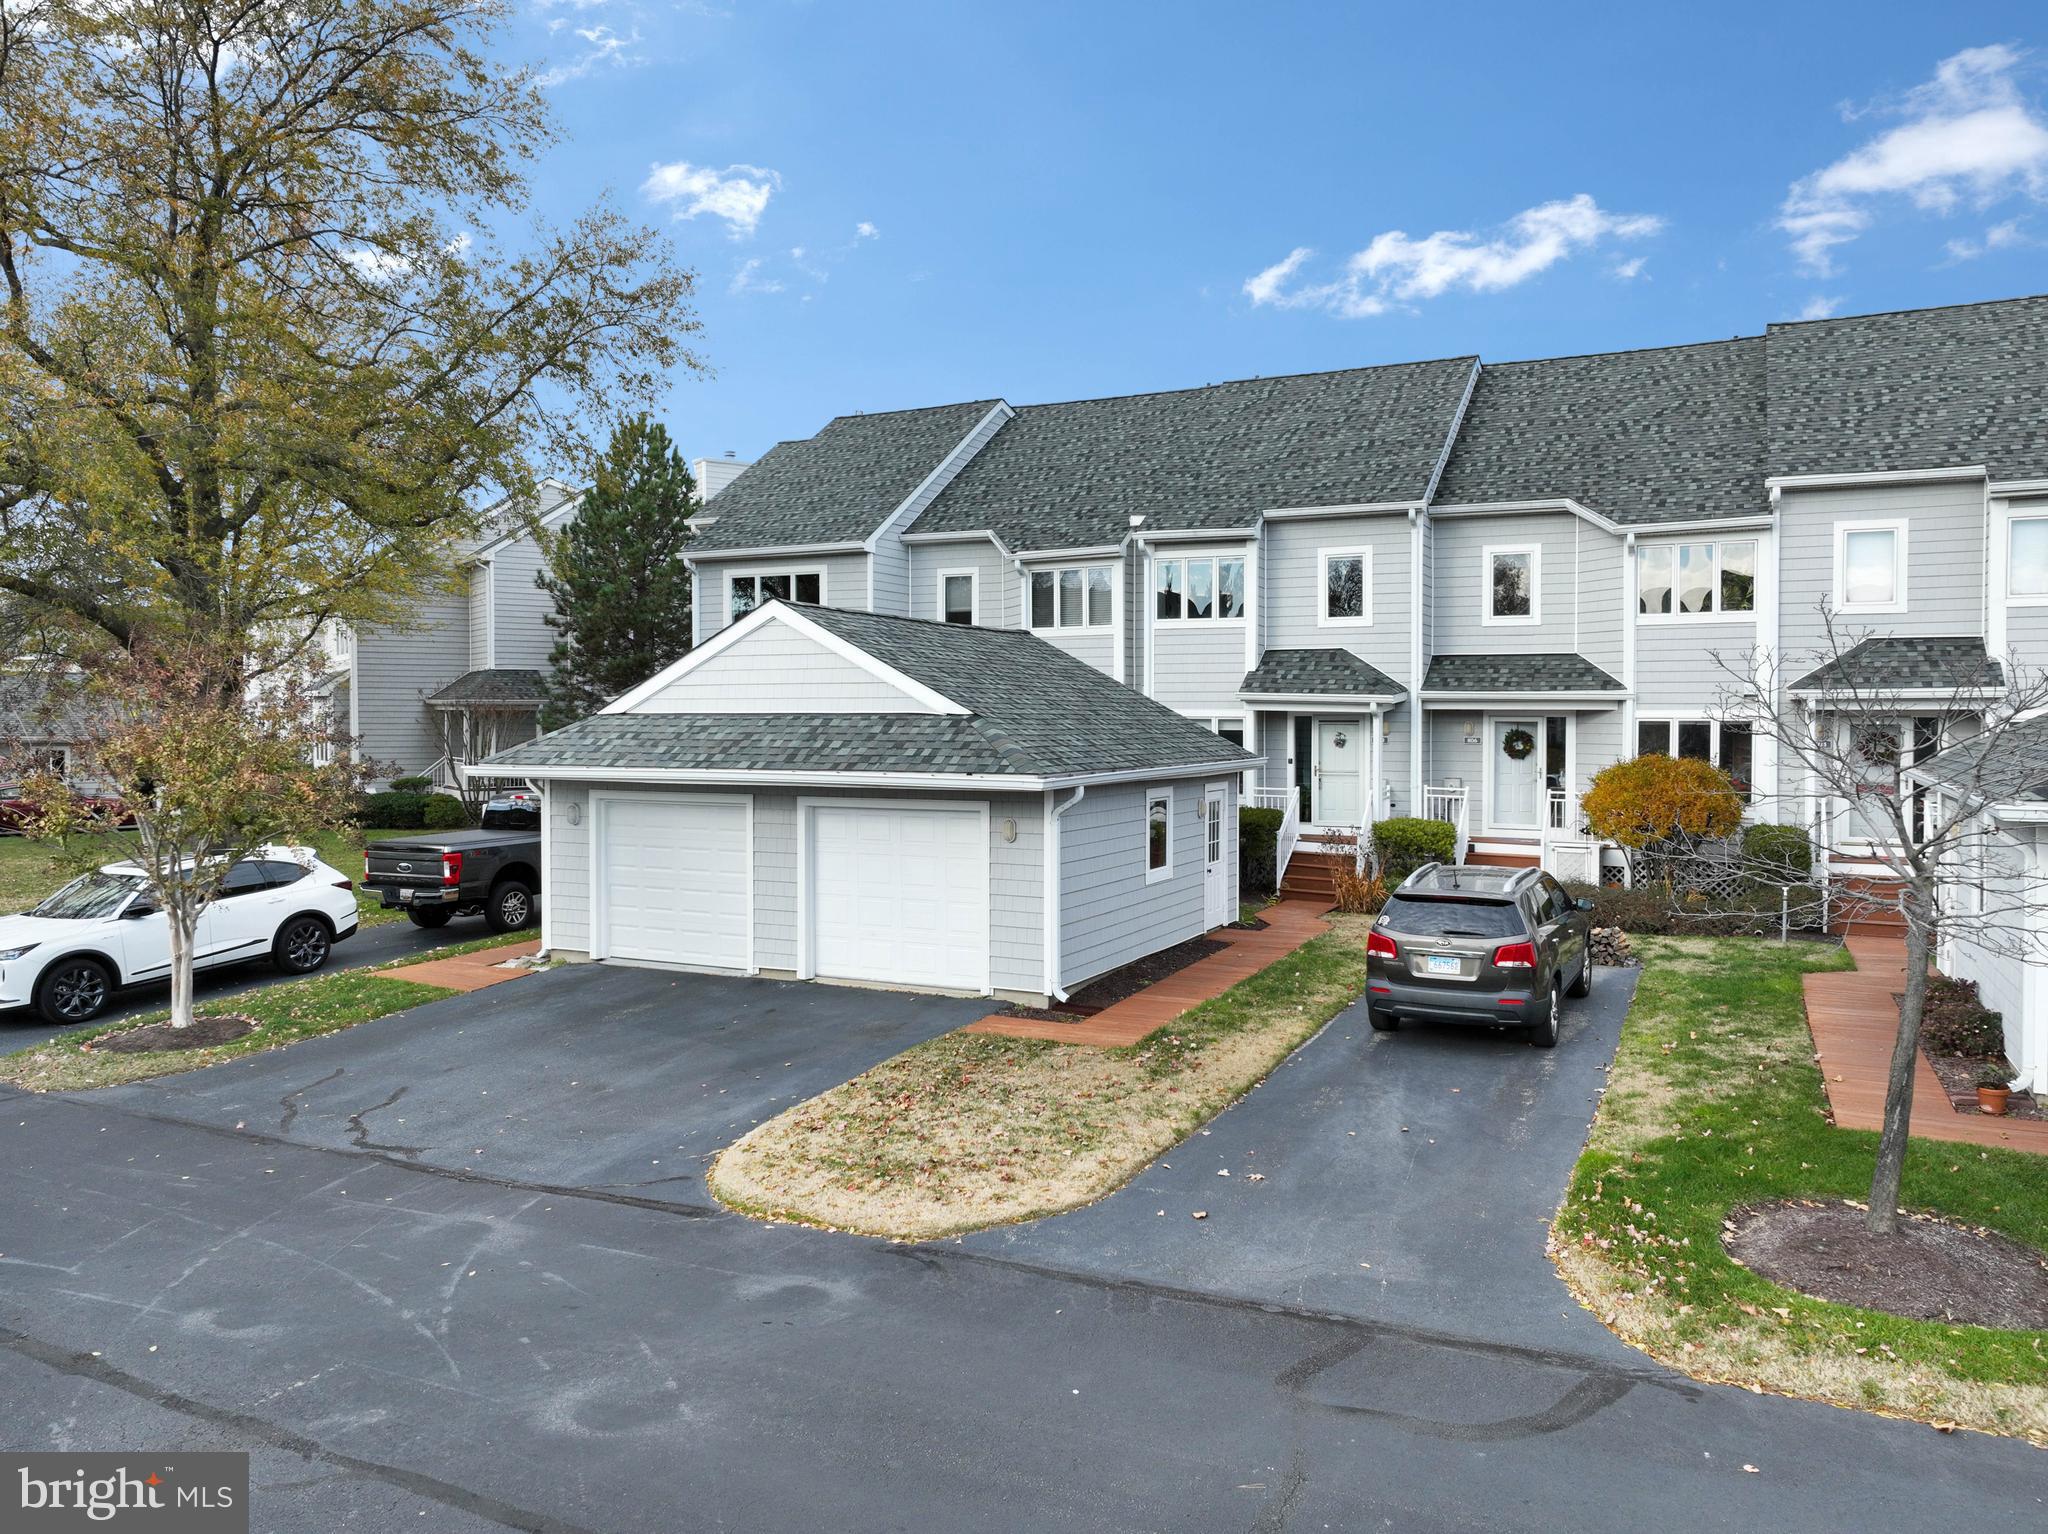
[1724,1199,2048,1330]
[1228,915,1271,931]
[89,1014,259,1053]
[1924,1050,2044,1121]
[1000,935,1230,1023]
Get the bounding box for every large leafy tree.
[0,0,701,675]
[537,415,695,728]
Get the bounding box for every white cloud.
[1243,196,1661,318]
[1945,216,2028,260]
[1780,44,2048,274]
[641,160,782,238]
[1797,294,1844,321]
[729,258,784,295]
[1611,255,1648,280]
[855,221,879,240]
[537,24,639,87]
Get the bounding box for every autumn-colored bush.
[1581,754,1743,854]
[1330,863,1386,915]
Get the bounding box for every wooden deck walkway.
[392,939,543,994]
[962,898,1335,1047]
[1804,933,2048,1154]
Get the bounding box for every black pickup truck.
[362,829,541,932]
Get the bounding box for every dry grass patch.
[710,915,1368,1240]
[1554,935,2048,1445]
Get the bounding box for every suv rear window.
[1378,895,1526,939]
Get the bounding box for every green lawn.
[1554,936,2047,1444]
[0,827,416,928]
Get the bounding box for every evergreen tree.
[537,418,697,729]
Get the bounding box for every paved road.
[0,913,481,1047]
[1,966,2042,1531]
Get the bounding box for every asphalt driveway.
[93,962,990,1196]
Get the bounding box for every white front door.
[1202,783,1229,929]
[1491,718,1543,829]
[597,794,751,968]
[807,803,990,993]
[1315,719,1362,826]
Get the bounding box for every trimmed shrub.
[358,790,429,829]
[1921,975,2006,1058]
[1582,754,1743,858]
[1240,806,1284,895]
[388,774,433,792]
[1371,816,1457,885]
[1741,822,1813,883]
[422,793,471,830]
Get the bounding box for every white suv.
[0,847,360,1025]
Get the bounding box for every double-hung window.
[1028,565,1113,629]
[1483,545,1539,625]
[1832,520,1906,613]
[729,569,822,622]
[938,570,978,626]
[2009,515,2048,603]
[1318,548,1371,626]
[1155,554,1246,621]
[1636,540,1757,618]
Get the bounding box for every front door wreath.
[1501,726,1537,761]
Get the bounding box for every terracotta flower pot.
[1977,1085,2011,1117]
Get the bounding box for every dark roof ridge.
[1002,354,1478,415]
[1766,290,2048,332]
[821,396,1004,426]
[1482,334,1762,368]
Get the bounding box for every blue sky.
[503,2,2048,470]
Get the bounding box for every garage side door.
[809,805,988,992]
[599,796,749,968]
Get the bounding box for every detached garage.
[477,602,1256,1006]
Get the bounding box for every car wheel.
[1568,950,1593,998]
[485,878,536,933]
[1529,979,1562,1049]
[406,907,453,930]
[273,915,333,974]
[35,957,112,1026]
[1368,1008,1399,1033]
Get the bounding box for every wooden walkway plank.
[390,939,543,994]
[1804,935,2048,1155]
[961,898,1336,1048]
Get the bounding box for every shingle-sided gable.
[1433,338,1766,525]
[907,358,1477,551]
[1240,648,1403,699]
[1422,653,1625,693]
[1788,636,2004,696]
[1766,295,2048,481]
[687,400,1001,552]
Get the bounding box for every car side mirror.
[1575,897,1596,912]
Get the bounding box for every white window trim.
[1831,518,1908,615]
[2006,512,2048,606]
[1144,785,1174,884]
[1026,563,1116,632]
[28,744,70,779]
[727,566,825,623]
[936,567,979,626]
[1634,538,1760,624]
[1481,543,1541,626]
[1317,546,1373,628]
[1153,552,1250,625]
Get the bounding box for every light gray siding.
[1432,511,1591,657]
[1059,777,1228,990]
[1151,622,1249,718]
[1575,525,1626,676]
[545,783,591,954]
[467,566,491,669]
[350,585,468,780]
[1778,481,1987,658]
[691,551,872,645]
[1572,709,1628,798]
[635,624,932,712]
[1262,514,1413,682]
[1418,514,1437,665]
[870,404,1009,620]
[489,533,558,671]
[1634,624,1754,709]
[907,539,1021,629]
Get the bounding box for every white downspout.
[1043,785,1087,1003]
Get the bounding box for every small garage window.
[1145,788,1172,883]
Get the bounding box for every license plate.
[397,888,413,903]
[1424,955,1461,976]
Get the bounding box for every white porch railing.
[1250,784,1301,884]
[1541,788,1603,884]
[1421,784,1470,866]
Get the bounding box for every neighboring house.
[330,459,753,790]
[0,672,98,787]
[481,601,1252,1007]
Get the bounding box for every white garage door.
[598,795,750,968]
[808,803,989,992]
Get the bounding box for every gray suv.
[1365,864,1594,1048]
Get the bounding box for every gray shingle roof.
[1915,714,2048,806]
[426,669,547,706]
[1241,648,1402,698]
[687,401,999,552]
[1767,295,2048,481]
[1788,636,2004,695]
[482,604,1257,780]
[1433,338,1766,525]
[906,358,1477,550]
[1422,653,1625,693]
[0,674,98,744]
